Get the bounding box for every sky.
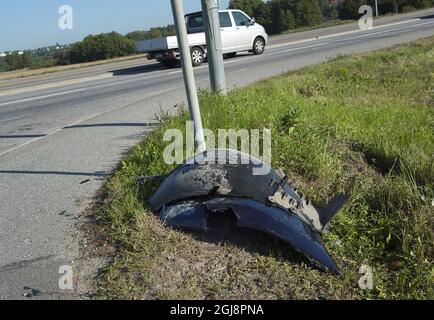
[0,0,230,52]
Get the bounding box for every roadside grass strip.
[93,37,433,300]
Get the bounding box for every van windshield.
[232,11,250,26]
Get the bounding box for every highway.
[0,8,433,299]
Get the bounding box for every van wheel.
[253,37,265,55]
[191,47,204,67]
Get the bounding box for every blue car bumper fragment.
[160,197,340,274]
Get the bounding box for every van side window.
[219,12,232,28]
[189,14,203,28]
[232,11,250,27]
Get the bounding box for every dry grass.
[0,54,146,81]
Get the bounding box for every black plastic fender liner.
[160,201,207,231]
[149,149,300,213]
[149,149,346,233]
[159,197,340,274]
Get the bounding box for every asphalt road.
[1,9,433,299]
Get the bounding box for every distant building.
[0,52,6,58]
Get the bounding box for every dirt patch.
[97,211,338,300]
[329,139,381,179]
[71,187,118,299]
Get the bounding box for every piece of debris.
[148,149,347,274]
[22,287,41,298]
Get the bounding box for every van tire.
[253,37,265,55]
[191,47,204,67]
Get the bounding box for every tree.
[319,0,340,20]
[0,58,7,72]
[229,0,264,17]
[126,25,176,41]
[21,51,32,67]
[4,54,21,70]
[269,1,296,33]
[3,51,33,71]
[338,0,434,17]
[296,0,324,27]
[339,0,369,19]
[63,32,136,64]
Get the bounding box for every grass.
[91,37,434,300]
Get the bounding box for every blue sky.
[0,0,230,52]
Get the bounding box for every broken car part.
[149,149,347,274]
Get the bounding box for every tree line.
[229,0,433,34]
[55,32,136,65]
[0,26,176,72]
[339,0,433,19]
[56,26,179,65]
[0,52,32,71]
[126,25,176,41]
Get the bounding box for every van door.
[231,11,255,51]
[219,11,237,53]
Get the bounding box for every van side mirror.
[249,18,256,26]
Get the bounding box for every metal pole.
[201,0,227,95]
[375,0,379,17]
[170,0,206,153]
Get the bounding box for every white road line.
[0,89,87,107]
[267,18,422,51]
[412,21,434,27]
[279,42,330,54]
[0,73,112,97]
[170,65,208,74]
[227,41,330,65]
[353,19,434,39]
[0,115,26,124]
[0,86,181,158]
[409,20,434,27]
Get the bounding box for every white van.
[136,9,268,67]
